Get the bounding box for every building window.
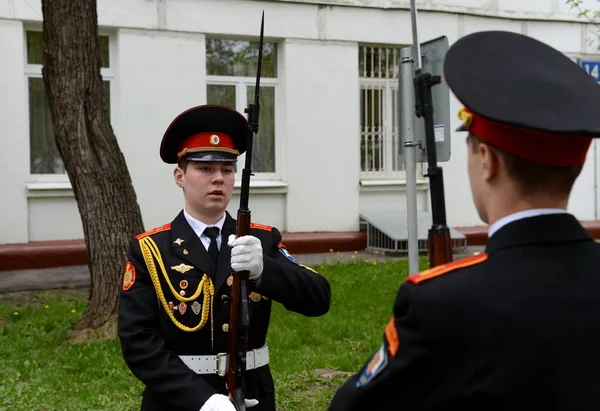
[359,45,417,179]
[206,38,278,175]
[25,30,112,175]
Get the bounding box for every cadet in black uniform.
[118,105,331,411]
[329,31,600,411]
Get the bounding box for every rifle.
[225,11,264,411]
[409,0,452,267]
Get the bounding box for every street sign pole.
[401,0,453,269]
[401,46,420,275]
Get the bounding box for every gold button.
[249,292,261,302]
[222,323,229,332]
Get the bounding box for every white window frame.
[205,38,282,184]
[205,76,280,181]
[24,27,115,194]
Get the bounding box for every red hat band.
[177,132,239,160]
[459,107,592,167]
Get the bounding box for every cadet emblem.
[178,302,187,315]
[174,238,184,246]
[356,343,388,388]
[122,262,136,291]
[210,134,220,146]
[172,264,194,274]
[191,301,201,315]
[183,249,189,255]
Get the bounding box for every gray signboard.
[399,35,451,163]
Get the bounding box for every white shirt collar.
[183,209,226,240]
[488,208,568,238]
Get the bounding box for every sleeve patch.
[278,243,319,273]
[279,247,300,264]
[406,253,488,285]
[135,223,171,240]
[250,222,273,232]
[122,261,136,291]
[384,316,399,357]
[356,344,389,388]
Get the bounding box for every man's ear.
[477,143,499,183]
[174,167,184,188]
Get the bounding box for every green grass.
[0,256,427,410]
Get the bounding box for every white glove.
[228,234,264,281]
[199,393,259,410]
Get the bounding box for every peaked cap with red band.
[444,31,600,167]
[160,105,248,164]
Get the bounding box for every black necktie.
[203,226,220,264]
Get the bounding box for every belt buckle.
[216,353,227,377]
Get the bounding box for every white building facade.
[1,0,600,246]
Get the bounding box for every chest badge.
[178,302,187,315]
[171,264,194,274]
[191,301,202,315]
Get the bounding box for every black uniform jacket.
[329,213,600,411]
[118,211,331,411]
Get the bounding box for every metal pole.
[401,47,420,275]
[410,0,422,70]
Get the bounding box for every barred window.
[359,45,404,178]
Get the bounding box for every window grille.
[359,45,405,178]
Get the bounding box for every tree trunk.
[41,0,145,331]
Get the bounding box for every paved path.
[0,247,485,294]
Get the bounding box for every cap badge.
[210,134,220,146]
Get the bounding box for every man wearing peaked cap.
[118,105,331,411]
[159,105,248,164]
[329,31,600,411]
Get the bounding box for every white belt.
[179,345,269,376]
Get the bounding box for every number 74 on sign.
[579,59,600,82]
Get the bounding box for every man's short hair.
[468,134,583,197]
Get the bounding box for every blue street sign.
[579,59,600,82]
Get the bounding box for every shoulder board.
[406,253,488,285]
[250,222,272,232]
[135,223,172,240]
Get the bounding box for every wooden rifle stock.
[226,211,251,411]
[225,12,264,411]
[428,226,452,267]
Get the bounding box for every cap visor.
[456,122,469,132]
[185,151,238,162]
